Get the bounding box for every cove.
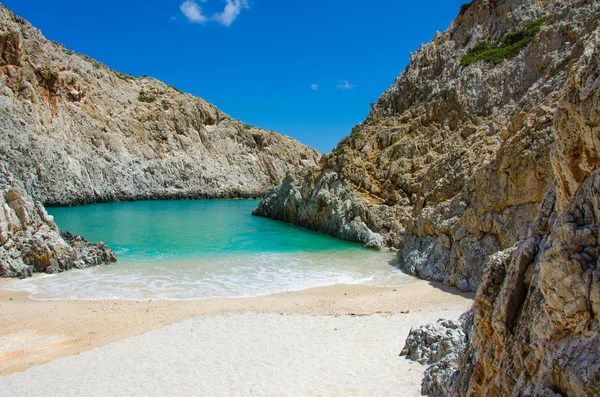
[1,200,411,300]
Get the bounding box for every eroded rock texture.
[255,0,600,394]
[401,311,474,397]
[445,24,600,396]
[253,170,385,248]
[0,167,115,278]
[255,0,599,293]
[0,5,318,206]
[0,5,319,277]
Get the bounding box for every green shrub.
[167,84,184,94]
[115,72,135,81]
[349,125,364,141]
[138,89,156,103]
[461,17,547,66]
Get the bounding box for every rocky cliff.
[255,0,598,293]
[439,19,599,395]
[255,0,600,394]
[0,4,318,277]
[0,5,318,206]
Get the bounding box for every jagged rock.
[254,0,598,293]
[400,319,465,365]
[422,353,460,397]
[401,6,600,395]
[0,169,116,278]
[253,170,385,249]
[253,0,600,394]
[0,5,318,206]
[401,311,472,396]
[448,16,600,396]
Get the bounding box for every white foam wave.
[0,250,414,301]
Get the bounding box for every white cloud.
[212,0,249,26]
[336,80,355,90]
[180,0,208,23]
[180,0,249,27]
[311,84,319,91]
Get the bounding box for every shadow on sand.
[386,256,476,300]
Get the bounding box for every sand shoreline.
[0,279,473,379]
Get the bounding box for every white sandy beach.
[0,281,473,396]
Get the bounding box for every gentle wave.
[0,251,412,301]
[0,200,413,300]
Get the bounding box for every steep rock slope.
[255,0,598,293]
[443,25,600,396]
[255,0,600,394]
[0,5,318,206]
[408,67,600,395]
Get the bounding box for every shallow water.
[1,200,411,300]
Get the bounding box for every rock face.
[445,32,600,394]
[401,311,473,397]
[253,170,385,248]
[0,5,318,206]
[255,0,600,394]
[254,0,598,293]
[0,5,318,277]
[0,166,116,278]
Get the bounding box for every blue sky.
[5,0,465,153]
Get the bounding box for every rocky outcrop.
[401,311,473,397]
[401,318,466,366]
[253,170,385,248]
[254,0,598,293]
[443,26,600,395]
[254,0,600,394]
[0,5,318,206]
[401,3,600,395]
[0,167,115,278]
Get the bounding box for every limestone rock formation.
[401,312,472,396]
[255,0,600,394]
[0,5,319,206]
[444,28,600,394]
[254,0,598,294]
[253,170,385,248]
[0,167,115,278]
[400,318,465,365]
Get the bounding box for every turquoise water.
[1,200,410,300]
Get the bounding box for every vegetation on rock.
[461,17,547,66]
[137,89,156,103]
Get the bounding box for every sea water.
[0,200,411,300]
